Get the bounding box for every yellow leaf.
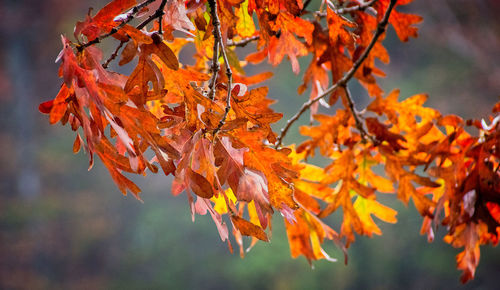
[235,0,256,38]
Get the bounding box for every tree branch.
[207,0,233,135]
[76,0,156,52]
[275,0,396,148]
[207,0,221,101]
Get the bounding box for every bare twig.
[157,0,167,35]
[343,85,376,143]
[207,0,233,135]
[226,35,260,47]
[275,0,396,148]
[301,0,314,13]
[315,0,379,17]
[102,39,126,68]
[76,0,156,52]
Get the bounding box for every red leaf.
[39,100,54,114]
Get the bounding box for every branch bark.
[207,0,233,135]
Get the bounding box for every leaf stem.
[275,0,396,148]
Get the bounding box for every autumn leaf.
[231,215,269,241]
[267,11,314,74]
[235,0,256,38]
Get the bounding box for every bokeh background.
[1,0,499,289]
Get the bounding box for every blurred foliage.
[1,0,499,289]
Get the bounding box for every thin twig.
[157,0,167,35]
[102,40,126,68]
[136,5,166,30]
[226,35,260,47]
[275,0,396,148]
[315,0,379,17]
[301,0,313,13]
[207,0,233,135]
[76,0,156,52]
[343,85,376,143]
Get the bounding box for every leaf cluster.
[39,0,500,283]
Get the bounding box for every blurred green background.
[1,0,499,289]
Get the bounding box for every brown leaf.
[73,134,82,154]
[143,36,179,70]
[119,40,138,66]
[187,168,215,199]
[231,215,269,242]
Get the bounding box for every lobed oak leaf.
[375,0,423,42]
[298,110,353,158]
[231,86,282,142]
[326,7,356,50]
[231,130,298,215]
[285,208,343,265]
[366,117,407,151]
[267,12,314,74]
[354,197,398,236]
[124,52,164,106]
[444,223,483,283]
